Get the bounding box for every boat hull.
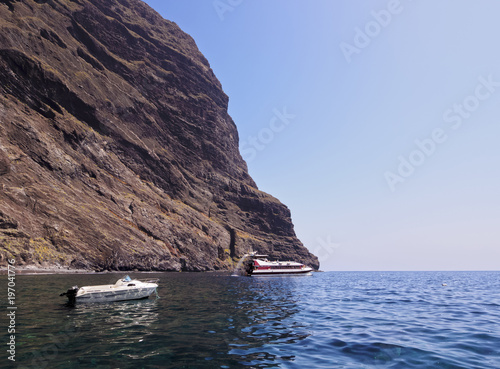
[61,276,159,304]
[246,256,314,277]
[250,268,313,276]
[75,286,157,303]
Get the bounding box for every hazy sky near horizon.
[143,0,500,271]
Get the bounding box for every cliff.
[0,0,318,271]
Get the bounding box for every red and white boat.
[245,253,313,276]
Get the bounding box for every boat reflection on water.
[227,276,312,366]
[71,294,161,347]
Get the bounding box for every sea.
[4,271,500,368]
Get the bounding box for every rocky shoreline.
[0,265,91,275]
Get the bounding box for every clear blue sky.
[143,0,500,271]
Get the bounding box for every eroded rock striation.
[0,0,318,271]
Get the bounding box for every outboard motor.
[60,286,79,304]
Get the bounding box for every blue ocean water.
[7,271,500,368]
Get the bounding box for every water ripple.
[10,271,500,368]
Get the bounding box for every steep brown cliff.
[0,0,318,271]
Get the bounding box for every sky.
[142,0,500,271]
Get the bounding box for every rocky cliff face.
[0,0,318,271]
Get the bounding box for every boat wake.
[231,254,250,276]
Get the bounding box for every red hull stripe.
[251,270,312,275]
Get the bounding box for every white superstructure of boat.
[245,253,313,276]
[60,276,159,303]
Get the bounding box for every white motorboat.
[60,275,159,303]
[245,253,313,276]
